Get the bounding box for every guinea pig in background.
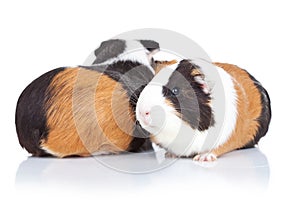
[136,59,271,161]
[15,39,161,158]
[92,39,160,71]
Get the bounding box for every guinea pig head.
[92,39,160,73]
[136,60,214,149]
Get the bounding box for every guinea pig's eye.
[171,87,180,96]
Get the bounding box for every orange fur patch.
[164,99,174,107]
[212,63,262,157]
[191,69,202,77]
[41,68,134,157]
[154,60,177,74]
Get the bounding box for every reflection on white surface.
[15,148,269,195]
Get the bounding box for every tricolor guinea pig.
[15,39,162,158]
[92,39,160,69]
[136,59,271,161]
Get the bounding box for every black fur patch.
[15,67,66,156]
[139,40,160,52]
[240,71,272,149]
[93,39,126,64]
[127,121,152,152]
[163,60,214,131]
[82,61,154,152]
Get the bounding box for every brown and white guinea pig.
[15,39,165,158]
[136,59,271,162]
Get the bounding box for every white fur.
[41,146,62,157]
[136,85,169,128]
[42,145,111,157]
[211,67,237,149]
[94,40,155,74]
[136,60,238,157]
[154,114,211,156]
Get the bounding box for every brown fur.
[191,69,204,78]
[41,68,134,157]
[211,63,262,157]
[154,60,177,74]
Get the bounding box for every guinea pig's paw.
[165,151,179,158]
[193,153,217,162]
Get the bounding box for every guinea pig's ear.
[139,40,160,60]
[194,75,210,94]
[93,39,126,64]
[139,40,160,52]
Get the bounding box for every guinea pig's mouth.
[138,119,167,136]
[144,124,157,129]
[138,119,156,129]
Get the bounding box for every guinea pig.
[136,59,271,161]
[15,39,161,158]
[92,39,160,70]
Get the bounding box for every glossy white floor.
[15,148,269,194]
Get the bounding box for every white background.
[0,0,299,199]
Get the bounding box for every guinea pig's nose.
[139,108,152,126]
[144,111,150,116]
